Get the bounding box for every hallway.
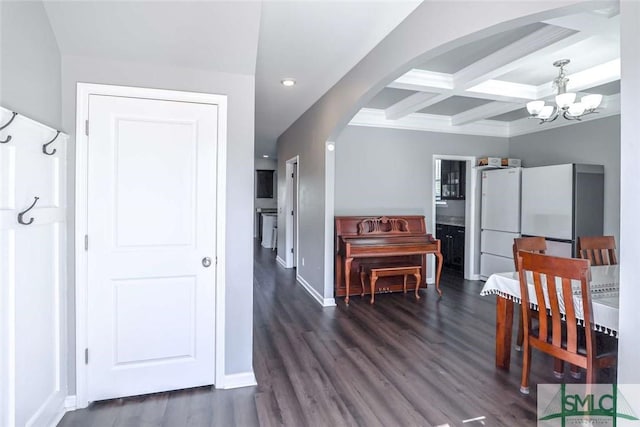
[60,241,612,427]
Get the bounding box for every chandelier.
[526,59,602,123]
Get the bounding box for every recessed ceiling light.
[263,154,269,158]
[281,78,296,87]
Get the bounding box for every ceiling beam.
[384,92,451,120]
[453,25,576,89]
[387,69,453,92]
[451,101,522,126]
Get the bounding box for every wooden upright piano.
[335,215,443,303]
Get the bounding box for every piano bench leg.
[414,272,421,300]
[370,274,378,304]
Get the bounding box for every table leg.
[345,257,353,305]
[496,296,514,370]
[434,252,443,296]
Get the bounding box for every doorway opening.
[285,156,299,269]
[431,155,478,281]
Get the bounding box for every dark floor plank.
[59,241,617,427]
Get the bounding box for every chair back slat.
[562,277,578,353]
[532,271,548,340]
[546,274,563,348]
[578,236,618,266]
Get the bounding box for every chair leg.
[553,358,565,379]
[570,364,581,379]
[515,308,524,351]
[359,269,366,297]
[585,358,596,384]
[520,341,532,394]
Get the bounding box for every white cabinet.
[0,108,67,427]
[261,213,277,248]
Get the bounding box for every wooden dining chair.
[517,251,617,394]
[513,237,547,350]
[578,236,618,266]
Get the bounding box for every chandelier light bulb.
[538,106,555,120]
[582,94,603,111]
[526,100,545,116]
[567,102,586,117]
[555,92,576,109]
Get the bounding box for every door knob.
[202,257,212,268]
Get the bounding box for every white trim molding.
[219,372,257,390]
[275,255,287,268]
[74,83,228,407]
[297,274,336,307]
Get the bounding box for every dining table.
[480,264,620,371]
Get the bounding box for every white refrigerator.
[521,164,604,257]
[480,168,521,279]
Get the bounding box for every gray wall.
[335,126,507,218]
[509,116,620,246]
[436,200,465,220]
[61,55,256,389]
[0,1,61,129]
[277,1,586,300]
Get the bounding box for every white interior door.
[86,95,218,402]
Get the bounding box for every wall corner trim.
[296,275,337,307]
[276,255,287,268]
[218,372,257,389]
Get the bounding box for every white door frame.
[74,83,227,408]
[431,155,478,280]
[284,156,299,269]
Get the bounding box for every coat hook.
[42,131,60,155]
[17,196,39,225]
[0,112,18,144]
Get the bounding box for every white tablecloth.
[480,265,619,336]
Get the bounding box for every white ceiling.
[254,1,421,158]
[43,1,263,75]
[352,6,621,138]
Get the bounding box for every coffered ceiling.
[352,7,621,138]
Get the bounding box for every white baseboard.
[46,395,76,427]
[219,371,257,389]
[64,395,77,410]
[469,274,482,281]
[276,255,286,268]
[296,274,336,307]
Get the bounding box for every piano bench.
[360,265,422,304]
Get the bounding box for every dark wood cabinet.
[436,223,465,271]
[438,160,465,200]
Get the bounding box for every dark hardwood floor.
[59,242,616,427]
